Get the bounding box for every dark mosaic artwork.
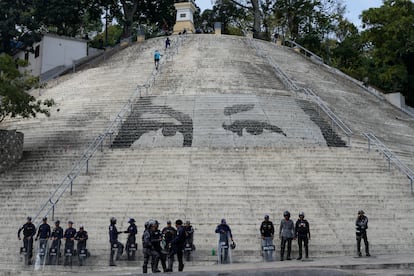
[222,104,287,137]
[112,97,193,148]
[296,99,346,147]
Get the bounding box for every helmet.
[176,219,183,226]
[230,241,236,250]
[283,211,290,217]
[110,217,117,224]
[185,220,190,225]
[128,218,136,224]
[145,221,150,229]
[264,215,269,220]
[221,218,227,224]
[148,219,156,227]
[55,220,60,225]
[358,210,365,215]
[299,211,305,217]
[27,216,32,221]
[79,225,84,229]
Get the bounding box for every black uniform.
[168,226,186,272]
[295,219,310,259]
[150,228,163,272]
[18,222,36,261]
[356,215,369,256]
[75,230,88,252]
[63,227,77,254]
[109,223,123,265]
[36,222,51,250]
[50,226,63,250]
[260,220,275,237]
[184,225,194,245]
[125,223,137,260]
[162,226,177,247]
[142,227,152,273]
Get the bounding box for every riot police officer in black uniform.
[50,220,63,255]
[295,211,310,260]
[260,214,275,261]
[124,218,138,260]
[168,219,186,272]
[63,221,76,265]
[150,220,164,273]
[109,217,124,266]
[356,210,370,257]
[18,217,36,264]
[142,220,152,273]
[35,217,51,250]
[75,225,88,264]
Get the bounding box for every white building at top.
[14,33,88,80]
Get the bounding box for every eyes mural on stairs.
[222,104,287,137]
[111,97,193,148]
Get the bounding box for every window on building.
[180,13,186,18]
[24,52,29,61]
[35,45,40,58]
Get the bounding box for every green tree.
[0,0,41,55]
[360,0,414,101]
[0,54,54,124]
[33,0,103,37]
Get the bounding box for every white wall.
[41,35,87,74]
[14,41,42,77]
[176,8,194,23]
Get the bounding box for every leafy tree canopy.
[0,54,54,124]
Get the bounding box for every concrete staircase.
[1,35,414,273]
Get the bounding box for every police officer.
[63,221,76,265]
[18,216,36,264]
[124,218,137,261]
[75,225,88,264]
[279,211,294,261]
[295,211,310,260]
[50,220,63,253]
[162,220,176,270]
[150,220,164,273]
[184,220,194,246]
[142,220,152,273]
[109,217,123,266]
[35,217,51,250]
[168,219,186,272]
[356,210,370,257]
[215,218,234,264]
[260,214,275,261]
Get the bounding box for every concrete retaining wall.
[0,130,24,173]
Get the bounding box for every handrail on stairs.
[363,132,414,195]
[32,35,188,226]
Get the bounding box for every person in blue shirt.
[154,50,162,69]
[125,218,138,261]
[50,220,63,256]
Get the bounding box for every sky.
[195,0,384,28]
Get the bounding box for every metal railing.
[32,35,187,226]
[363,132,414,194]
[303,88,353,145]
[247,38,353,147]
[284,40,323,63]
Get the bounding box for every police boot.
[296,255,302,260]
[178,263,184,272]
[142,265,147,274]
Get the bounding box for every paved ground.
[7,254,414,276]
